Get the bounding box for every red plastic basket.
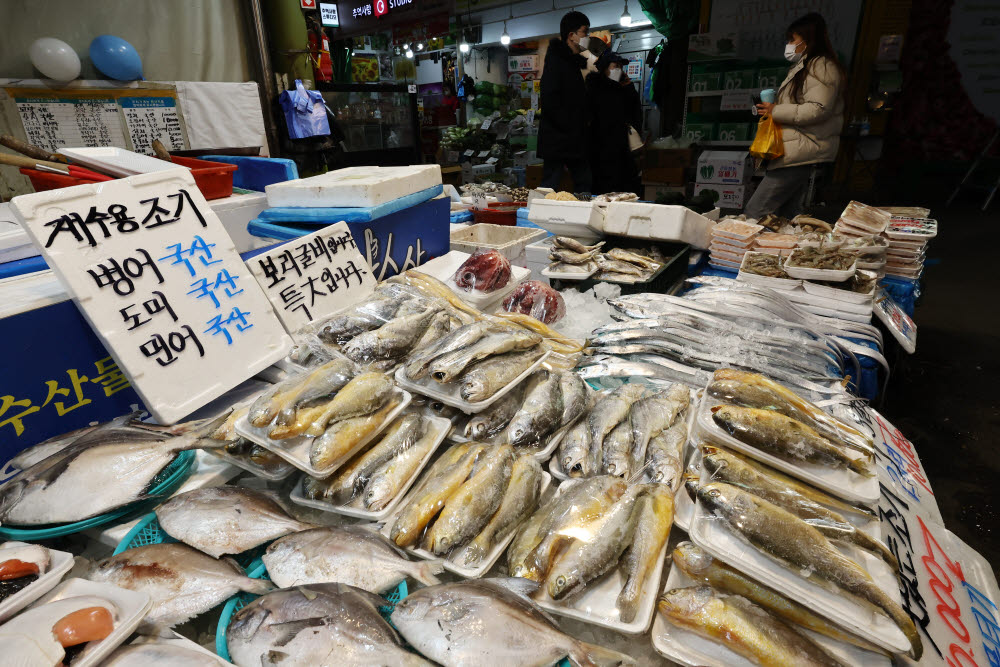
[170,156,238,200]
[471,202,526,226]
[20,167,102,192]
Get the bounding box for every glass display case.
[317,83,421,167]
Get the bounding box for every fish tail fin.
[850,531,901,573]
[241,577,276,595]
[567,641,637,666]
[174,411,234,450]
[848,456,875,478]
[615,581,641,624]
[413,559,445,586]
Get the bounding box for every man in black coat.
[538,11,592,193]
[586,50,642,195]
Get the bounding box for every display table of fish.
[385,444,546,576]
[155,486,311,558]
[227,583,431,667]
[0,412,226,527]
[507,476,673,632]
[391,578,636,666]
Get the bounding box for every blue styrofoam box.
[0,254,47,279]
[259,186,444,223]
[248,196,450,282]
[451,209,474,224]
[199,156,299,192]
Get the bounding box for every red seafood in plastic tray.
[501,280,566,324]
[452,249,512,293]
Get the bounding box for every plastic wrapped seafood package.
[501,280,567,324]
[835,200,891,235]
[451,249,512,293]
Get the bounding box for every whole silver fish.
[342,307,442,364]
[607,248,659,270]
[557,420,592,477]
[411,311,453,352]
[460,347,546,403]
[553,236,604,254]
[315,292,406,344]
[405,320,498,380]
[0,412,226,526]
[228,583,431,667]
[617,484,673,622]
[645,412,687,487]
[464,385,524,439]
[262,526,442,591]
[392,579,636,666]
[88,543,273,630]
[549,248,600,264]
[602,419,633,478]
[430,330,542,383]
[504,371,563,448]
[155,486,309,558]
[587,384,646,474]
[460,455,543,566]
[629,384,689,474]
[558,372,590,426]
[596,256,645,276]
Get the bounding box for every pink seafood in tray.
[756,232,798,248]
[501,280,566,324]
[452,249,512,293]
[838,200,891,233]
[711,219,764,241]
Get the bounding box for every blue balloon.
[89,35,144,80]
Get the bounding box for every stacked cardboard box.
[693,151,753,209]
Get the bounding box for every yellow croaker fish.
[308,399,400,471]
[658,585,846,666]
[302,372,395,437]
[672,541,885,653]
[697,482,923,659]
[390,444,483,548]
[711,369,873,455]
[710,405,873,477]
[617,484,673,622]
[461,455,543,566]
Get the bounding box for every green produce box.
[684,122,716,142]
[757,67,787,90]
[717,122,753,142]
[723,69,756,90]
[689,72,722,93]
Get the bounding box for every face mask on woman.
[608,68,623,82]
[784,41,804,63]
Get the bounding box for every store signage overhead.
[319,2,340,26]
[247,222,375,333]
[9,169,293,424]
[334,0,448,36]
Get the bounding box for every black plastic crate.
[549,236,691,296]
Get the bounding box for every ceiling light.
[460,37,470,53]
[417,42,425,51]
[405,47,414,58]
[501,21,511,46]
[620,1,631,26]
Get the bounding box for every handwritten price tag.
[472,194,488,210]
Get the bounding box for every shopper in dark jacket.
[539,11,592,192]
[586,50,642,195]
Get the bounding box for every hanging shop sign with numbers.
[10,169,293,424]
[247,222,376,333]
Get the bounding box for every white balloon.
[29,38,81,82]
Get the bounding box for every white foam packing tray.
[694,392,879,505]
[651,566,892,667]
[286,415,451,520]
[0,543,74,622]
[688,501,909,654]
[527,199,605,241]
[25,578,153,667]
[234,388,412,478]
[416,250,530,311]
[394,351,550,414]
[58,147,185,177]
[738,252,801,290]
[784,249,857,282]
[801,276,877,305]
[208,446,299,481]
[121,633,230,665]
[532,480,668,635]
[380,472,552,579]
[541,264,596,280]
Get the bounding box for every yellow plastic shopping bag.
[750,115,784,161]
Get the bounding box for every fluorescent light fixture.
[417,42,425,51]
[620,1,631,26]
[405,47,414,58]
[501,21,511,46]
[460,38,471,53]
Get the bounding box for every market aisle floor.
[876,201,1000,576]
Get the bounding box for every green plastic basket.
[0,450,195,541]
[214,559,408,662]
[112,512,176,555]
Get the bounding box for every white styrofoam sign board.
[10,168,294,424]
[246,221,376,333]
[264,165,442,208]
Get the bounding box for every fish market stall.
[0,163,995,667]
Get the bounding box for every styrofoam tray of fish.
[452,419,571,463]
[672,444,701,533]
[694,398,880,505]
[885,217,937,239]
[0,542,75,622]
[112,632,231,665]
[287,416,451,521]
[781,288,873,316]
[207,447,299,481]
[393,351,551,414]
[541,264,596,280]
[707,258,740,271]
[783,250,857,282]
[534,537,668,636]
[17,577,153,667]
[234,389,412,479]
[417,250,531,312]
[688,502,910,655]
[381,472,552,579]
[736,269,801,291]
[651,566,892,667]
[527,199,606,240]
[801,278,877,305]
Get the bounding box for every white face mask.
[578,35,591,50]
[608,68,623,82]
[784,41,804,63]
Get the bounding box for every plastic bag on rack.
[452,249,512,293]
[501,281,566,324]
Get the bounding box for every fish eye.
[708,489,720,497]
[556,576,566,587]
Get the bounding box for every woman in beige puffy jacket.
[745,13,845,219]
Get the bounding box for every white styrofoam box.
[525,235,557,266]
[58,147,184,178]
[694,182,753,209]
[0,208,38,264]
[450,223,547,268]
[265,165,442,208]
[602,202,716,250]
[527,199,605,241]
[696,150,752,184]
[10,168,294,424]
[210,191,270,254]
